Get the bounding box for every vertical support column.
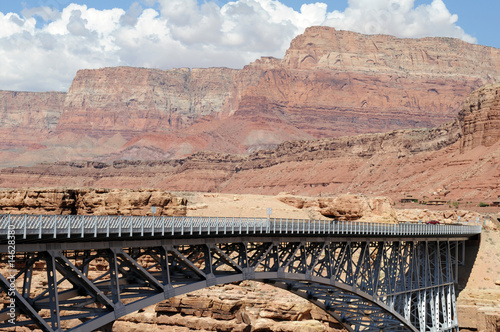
[107,248,125,318]
[454,241,459,286]
[22,254,34,299]
[159,246,171,286]
[160,245,175,299]
[450,284,458,329]
[81,250,90,277]
[45,251,61,331]
[440,285,447,329]
[403,293,411,322]
[417,290,426,332]
[429,287,439,332]
[446,285,452,329]
[203,244,216,286]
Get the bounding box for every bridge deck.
[0,214,482,247]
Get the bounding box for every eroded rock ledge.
[0,188,187,216]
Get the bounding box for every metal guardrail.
[0,214,482,241]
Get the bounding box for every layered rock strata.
[0,188,187,216]
[147,281,343,332]
[459,83,500,152]
[277,193,398,223]
[2,81,497,202]
[1,27,500,166]
[0,90,65,148]
[56,66,251,137]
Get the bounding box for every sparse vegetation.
[478,202,489,207]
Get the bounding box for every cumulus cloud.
[0,0,476,91]
[324,0,476,43]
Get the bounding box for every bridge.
[0,214,482,332]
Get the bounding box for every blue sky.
[0,0,497,91]
[3,0,496,47]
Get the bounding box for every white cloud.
[324,0,476,43]
[0,0,477,91]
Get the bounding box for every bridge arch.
[66,271,415,332]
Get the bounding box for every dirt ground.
[182,192,320,219]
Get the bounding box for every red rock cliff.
[1,83,498,202]
[459,83,500,152]
[56,66,256,137]
[236,27,500,138]
[1,27,500,166]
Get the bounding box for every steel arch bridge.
[0,215,481,332]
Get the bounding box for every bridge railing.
[0,214,482,241]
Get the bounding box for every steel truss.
[0,236,468,332]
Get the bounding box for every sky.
[0,0,497,92]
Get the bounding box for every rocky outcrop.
[0,188,187,216]
[239,27,500,140]
[277,193,398,223]
[395,209,485,224]
[459,83,500,152]
[0,90,65,153]
[285,27,499,78]
[0,90,65,131]
[148,282,343,332]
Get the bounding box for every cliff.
[459,83,500,152]
[239,27,500,139]
[56,66,250,136]
[0,188,187,216]
[1,83,498,202]
[0,90,65,150]
[1,27,499,166]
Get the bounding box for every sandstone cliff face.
[1,27,500,166]
[56,66,251,137]
[1,82,497,202]
[459,83,500,152]
[234,26,500,139]
[0,90,65,150]
[48,27,500,155]
[285,27,500,78]
[0,90,65,130]
[0,188,187,216]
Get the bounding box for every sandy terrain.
[183,192,322,219]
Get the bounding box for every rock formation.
[0,188,187,216]
[2,83,498,203]
[149,281,343,332]
[1,27,499,166]
[459,83,500,152]
[277,193,398,223]
[56,66,247,136]
[0,91,65,164]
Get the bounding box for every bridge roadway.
[0,214,482,332]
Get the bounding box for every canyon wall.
[0,90,65,149]
[459,83,500,152]
[1,83,498,202]
[0,90,65,131]
[56,66,251,136]
[1,27,499,166]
